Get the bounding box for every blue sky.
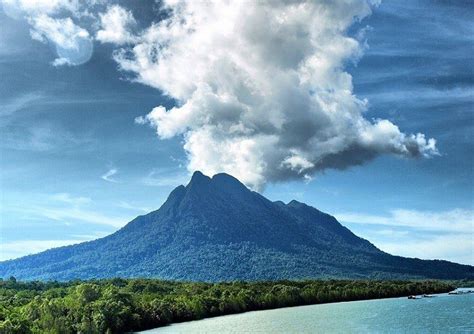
[0,0,473,265]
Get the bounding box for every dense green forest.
[0,277,455,333]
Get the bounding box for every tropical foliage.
[0,277,453,333]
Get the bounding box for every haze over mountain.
[1,172,472,281]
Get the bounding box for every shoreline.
[0,279,456,333]
[139,291,474,333]
[139,290,455,333]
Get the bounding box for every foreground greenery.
[0,277,454,333]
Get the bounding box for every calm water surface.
[140,292,474,333]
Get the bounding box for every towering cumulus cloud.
[116,0,437,190]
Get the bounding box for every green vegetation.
[452,280,474,288]
[0,277,453,333]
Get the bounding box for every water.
[140,292,474,333]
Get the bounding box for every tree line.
[0,277,454,333]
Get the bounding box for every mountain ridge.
[1,171,473,281]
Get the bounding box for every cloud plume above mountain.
[119,0,437,189]
[2,0,439,189]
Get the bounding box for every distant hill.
[1,171,473,281]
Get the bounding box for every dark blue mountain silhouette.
[1,171,472,281]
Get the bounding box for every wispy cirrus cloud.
[50,193,91,205]
[31,203,125,228]
[1,192,132,261]
[336,208,474,265]
[377,234,473,266]
[140,168,189,187]
[1,121,91,152]
[1,239,88,261]
[5,192,129,228]
[117,201,151,213]
[336,208,473,233]
[101,168,118,183]
[0,231,109,261]
[0,93,44,119]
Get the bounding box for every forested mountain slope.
[1,172,472,281]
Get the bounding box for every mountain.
[1,171,473,281]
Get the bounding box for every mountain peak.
[2,171,473,281]
[187,170,211,188]
[191,170,210,181]
[212,172,237,180]
[287,199,304,207]
[211,172,249,190]
[187,171,250,195]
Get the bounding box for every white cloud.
[0,232,108,261]
[0,93,44,119]
[1,0,94,66]
[1,121,91,152]
[96,5,136,45]
[115,0,438,190]
[0,239,87,261]
[117,201,151,213]
[50,193,91,205]
[336,208,474,233]
[140,168,189,187]
[337,208,474,265]
[29,14,93,66]
[5,192,130,228]
[101,168,118,183]
[34,206,125,227]
[1,0,79,18]
[51,57,70,66]
[376,234,473,266]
